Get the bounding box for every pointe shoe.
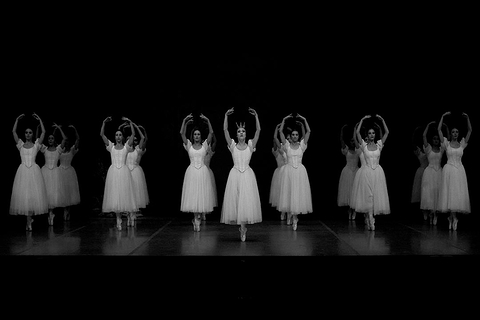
[239,227,247,242]
[26,218,34,231]
[280,212,286,221]
[292,217,298,231]
[448,216,453,230]
[116,218,122,231]
[433,215,438,226]
[192,218,200,232]
[453,218,458,231]
[202,213,206,221]
[369,217,375,231]
[351,211,356,220]
[64,211,70,221]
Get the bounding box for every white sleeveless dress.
[58,146,81,207]
[337,146,359,207]
[41,145,63,209]
[420,144,444,211]
[127,146,149,209]
[220,139,262,225]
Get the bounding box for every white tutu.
[180,140,215,213]
[220,139,262,225]
[10,139,49,216]
[420,144,444,212]
[102,141,137,213]
[410,152,428,203]
[41,165,63,209]
[277,140,312,215]
[127,147,149,209]
[437,138,470,214]
[269,149,286,208]
[337,147,359,207]
[59,147,80,207]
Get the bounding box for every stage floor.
[2,211,479,256]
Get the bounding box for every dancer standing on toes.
[10,113,49,231]
[337,124,359,220]
[121,121,150,224]
[100,116,138,231]
[41,123,67,226]
[420,121,445,225]
[269,123,287,220]
[59,125,81,221]
[355,115,390,231]
[180,113,215,232]
[278,113,313,230]
[220,107,262,241]
[437,111,472,230]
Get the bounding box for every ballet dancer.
[355,114,390,230]
[277,113,313,230]
[437,111,472,230]
[220,107,262,241]
[100,116,138,230]
[10,113,49,231]
[180,113,215,231]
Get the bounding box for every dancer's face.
[237,128,246,140]
[193,130,201,143]
[367,129,376,141]
[432,135,440,146]
[451,128,459,140]
[25,128,33,141]
[291,130,299,142]
[115,131,124,143]
[48,135,55,146]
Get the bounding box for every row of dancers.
[9,113,150,231]
[337,112,472,231]
[180,108,313,241]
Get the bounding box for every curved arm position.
[223,108,234,144]
[376,114,389,144]
[249,108,261,149]
[33,113,46,145]
[12,114,25,144]
[296,113,311,144]
[180,113,193,146]
[200,113,214,146]
[463,112,472,144]
[437,111,450,143]
[100,116,112,146]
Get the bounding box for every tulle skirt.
[220,167,262,225]
[353,165,390,215]
[181,165,215,213]
[337,166,358,207]
[208,167,218,207]
[350,166,366,210]
[269,166,284,208]
[420,167,442,211]
[438,164,470,214]
[277,164,313,215]
[10,164,49,216]
[59,166,81,207]
[41,166,63,209]
[411,166,425,203]
[130,166,149,209]
[102,165,138,213]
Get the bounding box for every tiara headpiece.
[236,122,245,129]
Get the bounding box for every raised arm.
[340,124,347,149]
[356,115,370,145]
[137,125,148,150]
[249,108,261,149]
[180,113,193,146]
[279,114,293,145]
[273,123,282,150]
[12,114,24,143]
[122,117,135,147]
[223,108,234,145]
[463,112,472,143]
[33,113,46,145]
[133,123,145,150]
[100,116,112,146]
[423,121,435,148]
[376,114,389,144]
[437,111,450,143]
[353,122,361,149]
[297,114,311,144]
[54,123,68,149]
[70,125,80,150]
[200,113,214,146]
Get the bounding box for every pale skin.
[223,107,261,239]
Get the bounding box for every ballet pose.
[277,113,313,230]
[337,124,360,220]
[10,113,49,231]
[355,114,390,230]
[180,113,215,232]
[437,111,472,230]
[41,123,67,225]
[420,121,445,225]
[59,125,81,221]
[269,123,287,220]
[122,121,150,222]
[349,122,367,219]
[203,131,218,220]
[410,127,429,213]
[100,116,138,230]
[220,107,262,241]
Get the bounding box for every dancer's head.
[451,127,459,141]
[367,128,376,142]
[25,128,33,142]
[115,130,124,144]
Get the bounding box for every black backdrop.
[3,22,478,221]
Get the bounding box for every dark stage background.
[2,24,478,222]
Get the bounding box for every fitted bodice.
[342,146,360,172]
[416,150,429,169]
[107,141,129,169]
[60,147,77,169]
[273,148,286,168]
[443,137,466,169]
[284,140,307,169]
[362,140,383,170]
[42,145,61,169]
[184,139,208,169]
[424,144,444,171]
[229,139,254,173]
[127,146,145,170]
[16,139,41,168]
